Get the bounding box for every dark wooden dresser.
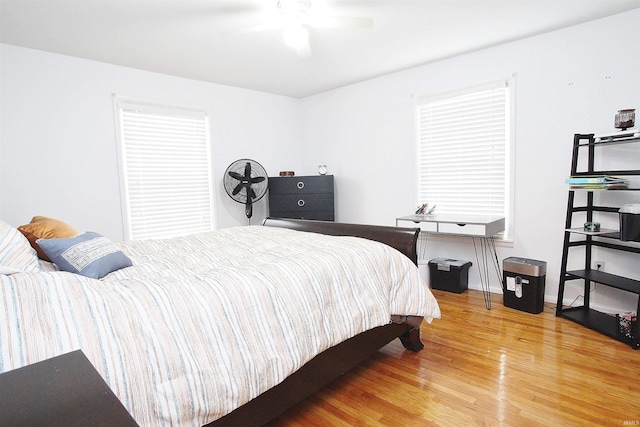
[268,175,334,221]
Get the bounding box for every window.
[114,98,214,240]
[417,80,513,240]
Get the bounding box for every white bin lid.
[429,258,472,268]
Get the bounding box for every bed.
[0,216,440,426]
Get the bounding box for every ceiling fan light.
[283,23,309,50]
[278,0,311,19]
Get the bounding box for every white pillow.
[0,220,40,272]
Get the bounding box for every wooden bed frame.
[208,218,424,426]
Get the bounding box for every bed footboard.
[210,322,417,427]
[262,217,420,265]
[208,218,424,426]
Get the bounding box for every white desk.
[396,214,505,309]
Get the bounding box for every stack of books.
[565,175,630,189]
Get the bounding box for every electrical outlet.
[592,260,605,271]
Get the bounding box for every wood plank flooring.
[268,290,640,426]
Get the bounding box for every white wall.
[0,44,302,238]
[1,10,639,312]
[300,10,640,312]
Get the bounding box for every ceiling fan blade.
[209,3,264,15]
[308,15,373,29]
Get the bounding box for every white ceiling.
[1,0,639,98]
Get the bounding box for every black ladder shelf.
[555,132,640,349]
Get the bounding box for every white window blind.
[115,100,213,240]
[417,81,511,237]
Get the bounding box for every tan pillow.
[18,216,79,261]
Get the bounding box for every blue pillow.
[37,231,132,279]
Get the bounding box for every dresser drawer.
[269,193,334,213]
[268,175,333,194]
[268,210,335,221]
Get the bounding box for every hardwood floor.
[268,290,640,426]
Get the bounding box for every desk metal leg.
[472,236,502,310]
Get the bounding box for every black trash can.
[619,204,640,242]
[502,257,546,314]
[428,258,472,293]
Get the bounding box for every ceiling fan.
[233,0,374,58]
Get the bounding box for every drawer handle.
[297,181,305,189]
[298,199,305,207]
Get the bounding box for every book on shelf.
[565,175,628,184]
[566,175,629,189]
[569,183,630,189]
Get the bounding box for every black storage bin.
[503,257,546,314]
[619,204,640,242]
[428,258,472,293]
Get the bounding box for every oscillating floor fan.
[223,159,268,221]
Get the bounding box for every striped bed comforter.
[1,225,440,426]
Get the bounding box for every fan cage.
[223,159,268,203]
